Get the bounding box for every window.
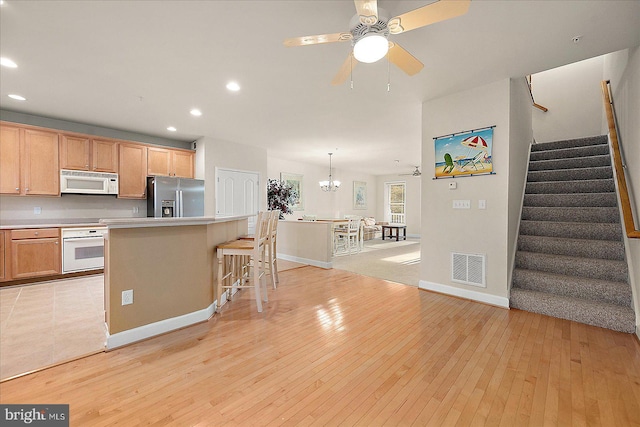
[385,182,406,224]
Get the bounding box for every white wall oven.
[62,227,107,273]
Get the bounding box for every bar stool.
[240,210,280,289]
[216,211,270,312]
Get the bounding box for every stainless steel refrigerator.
[147,176,205,218]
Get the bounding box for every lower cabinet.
[0,231,6,281]
[10,228,61,280]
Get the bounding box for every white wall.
[196,137,268,217]
[375,174,421,236]
[420,78,530,307]
[531,55,605,143]
[267,156,377,220]
[0,194,146,223]
[603,46,640,333]
[508,78,535,286]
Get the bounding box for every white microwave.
[60,169,119,195]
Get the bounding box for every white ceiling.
[1,0,639,175]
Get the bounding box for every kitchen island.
[277,219,349,269]
[100,215,250,349]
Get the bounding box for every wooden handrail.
[526,75,549,112]
[601,80,640,239]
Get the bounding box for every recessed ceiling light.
[190,109,202,116]
[226,81,240,92]
[0,57,17,68]
[167,126,177,132]
[8,94,26,101]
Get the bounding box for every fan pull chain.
[387,52,390,92]
[350,53,354,90]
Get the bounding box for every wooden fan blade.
[354,0,378,25]
[388,43,424,76]
[284,32,352,47]
[388,0,471,35]
[332,53,356,86]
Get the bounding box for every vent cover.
[451,252,486,287]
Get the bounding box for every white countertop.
[99,215,253,229]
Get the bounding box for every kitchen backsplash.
[0,194,146,224]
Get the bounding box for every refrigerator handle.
[175,190,180,217]
[179,190,184,217]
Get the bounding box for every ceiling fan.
[283,0,471,85]
[400,166,422,177]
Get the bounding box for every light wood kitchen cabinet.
[10,228,61,279]
[147,147,194,178]
[0,124,59,196]
[0,124,21,195]
[23,128,60,196]
[60,135,118,173]
[119,143,148,199]
[0,231,7,282]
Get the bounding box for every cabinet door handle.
[55,241,59,245]
[15,187,19,191]
[34,231,39,235]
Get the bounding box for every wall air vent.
[451,252,486,287]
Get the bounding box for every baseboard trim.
[277,253,332,269]
[106,301,216,350]
[419,280,509,308]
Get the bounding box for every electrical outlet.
[478,200,487,209]
[33,207,41,215]
[132,206,139,214]
[122,290,133,305]
[448,182,457,190]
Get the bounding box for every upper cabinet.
[0,123,59,196]
[119,143,148,199]
[60,134,118,173]
[147,147,194,178]
[0,125,21,195]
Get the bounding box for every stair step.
[525,178,615,194]
[523,192,617,208]
[517,235,625,260]
[529,155,611,171]
[515,251,628,282]
[527,166,613,182]
[509,288,635,333]
[521,207,620,224]
[529,144,610,161]
[531,135,608,152]
[519,220,622,240]
[512,269,632,307]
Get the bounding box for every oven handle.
[62,236,105,244]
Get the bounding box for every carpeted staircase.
[510,135,635,333]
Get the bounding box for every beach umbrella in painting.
[461,135,488,151]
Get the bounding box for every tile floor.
[0,275,106,381]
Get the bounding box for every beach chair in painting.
[443,153,455,174]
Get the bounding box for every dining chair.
[334,217,361,255]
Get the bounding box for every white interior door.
[216,168,260,233]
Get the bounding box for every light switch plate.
[453,200,471,209]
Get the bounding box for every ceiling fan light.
[353,34,389,63]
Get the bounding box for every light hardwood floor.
[1,266,639,426]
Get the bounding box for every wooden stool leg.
[253,253,263,312]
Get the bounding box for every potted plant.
[267,179,298,219]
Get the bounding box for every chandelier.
[319,152,340,192]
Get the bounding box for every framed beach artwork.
[353,181,367,209]
[280,172,304,210]
[434,126,495,178]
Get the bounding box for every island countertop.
[100,215,253,229]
